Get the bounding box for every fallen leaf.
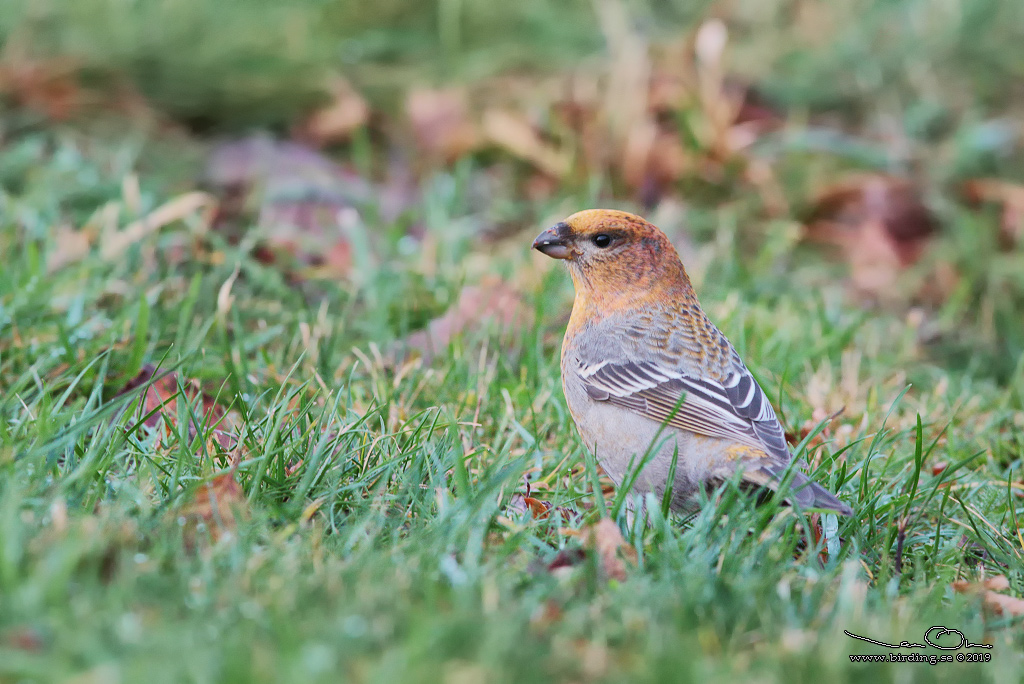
[962,178,1024,250]
[582,518,637,582]
[3,626,45,652]
[806,175,937,262]
[506,493,580,524]
[785,406,844,449]
[546,548,587,573]
[204,136,371,277]
[399,277,533,362]
[483,109,570,178]
[952,575,1024,617]
[177,468,247,547]
[406,87,480,163]
[529,600,564,630]
[0,47,84,121]
[45,224,93,272]
[100,192,216,261]
[807,513,830,564]
[116,365,238,451]
[295,77,369,146]
[805,175,938,299]
[979,592,1024,617]
[523,497,552,519]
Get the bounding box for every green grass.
[2,0,1024,681]
[1,128,1022,683]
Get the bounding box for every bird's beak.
[532,222,573,260]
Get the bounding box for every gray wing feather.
[576,355,853,515]
[578,356,791,462]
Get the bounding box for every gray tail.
[789,472,853,516]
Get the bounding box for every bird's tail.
[745,463,853,516]
[788,471,853,516]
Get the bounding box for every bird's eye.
[592,234,612,248]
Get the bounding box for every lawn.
[1,1,1023,682]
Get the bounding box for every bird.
[532,209,852,516]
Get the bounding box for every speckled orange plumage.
[561,210,731,381]
[534,208,852,516]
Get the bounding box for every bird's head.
[532,209,692,308]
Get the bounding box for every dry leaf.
[116,365,238,451]
[805,175,938,299]
[0,51,84,121]
[583,518,637,582]
[785,406,844,450]
[177,467,247,548]
[962,178,1024,250]
[205,136,370,278]
[507,494,548,519]
[296,77,369,146]
[546,548,587,573]
[46,224,93,272]
[806,175,937,262]
[979,592,1024,617]
[482,109,570,178]
[523,497,552,519]
[399,277,533,362]
[3,626,45,652]
[100,192,215,261]
[507,494,580,523]
[406,87,480,163]
[952,575,1024,617]
[530,600,564,630]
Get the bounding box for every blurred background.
[2,0,1024,379]
[5,4,1024,679]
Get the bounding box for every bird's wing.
[576,355,852,514]
[576,356,792,462]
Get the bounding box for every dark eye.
[592,234,612,248]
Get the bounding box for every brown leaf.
[962,178,1024,250]
[177,469,247,547]
[980,592,1024,617]
[583,518,637,582]
[808,513,830,564]
[406,87,481,163]
[952,575,1024,617]
[3,626,45,652]
[46,224,93,273]
[100,192,216,262]
[507,493,581,525]
[399,277,533,362]
[529,600,564,630]
[483,109,570,178]
[806,175,937,261]
[204,136,370,278]
[0,50,84,121]
[295,78,369,146]
[523,497,552,519]
[116,365,237,451]
[506,494,551,519]
[546,548,587,573]
[805,175,938,299]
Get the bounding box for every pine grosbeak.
[533,209,852,515]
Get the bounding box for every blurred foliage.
[2,1,1024,680]
[0,0,1021,131]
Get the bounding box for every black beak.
[532,222,573,260]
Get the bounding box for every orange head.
[532,209,693,312]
